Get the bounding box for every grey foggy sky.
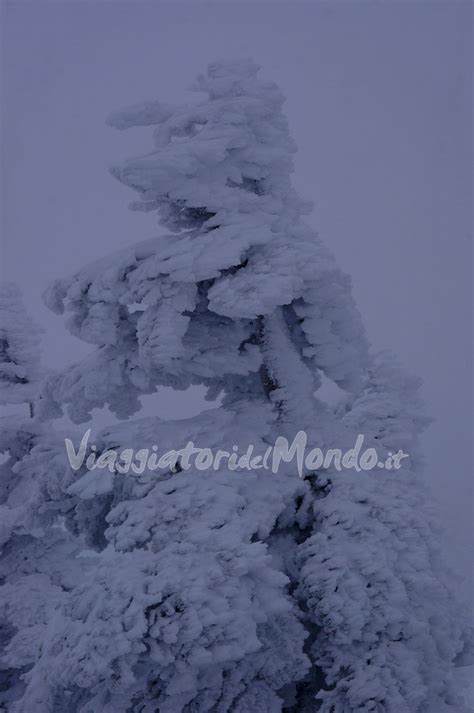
[1,1,472,599]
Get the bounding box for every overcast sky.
[2,1,472,601]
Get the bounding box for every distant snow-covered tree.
[0,283,43,414]
[3,61,468,712]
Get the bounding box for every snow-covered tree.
[0,287,87,711]
[297,353,467,712]
[3,61,468,712]
[0,283,43,414]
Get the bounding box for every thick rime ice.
[296,354,467,712]
[0,62,470,712]
[42,58,368,424]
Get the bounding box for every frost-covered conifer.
[297,353,468,712]
[0,286,87,711]
[4,61,468,712]
[0,283,43,413]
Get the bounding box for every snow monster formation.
[0,61,468,713]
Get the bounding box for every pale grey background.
[1,1,472,604]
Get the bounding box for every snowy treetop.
[42,60,369,422]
